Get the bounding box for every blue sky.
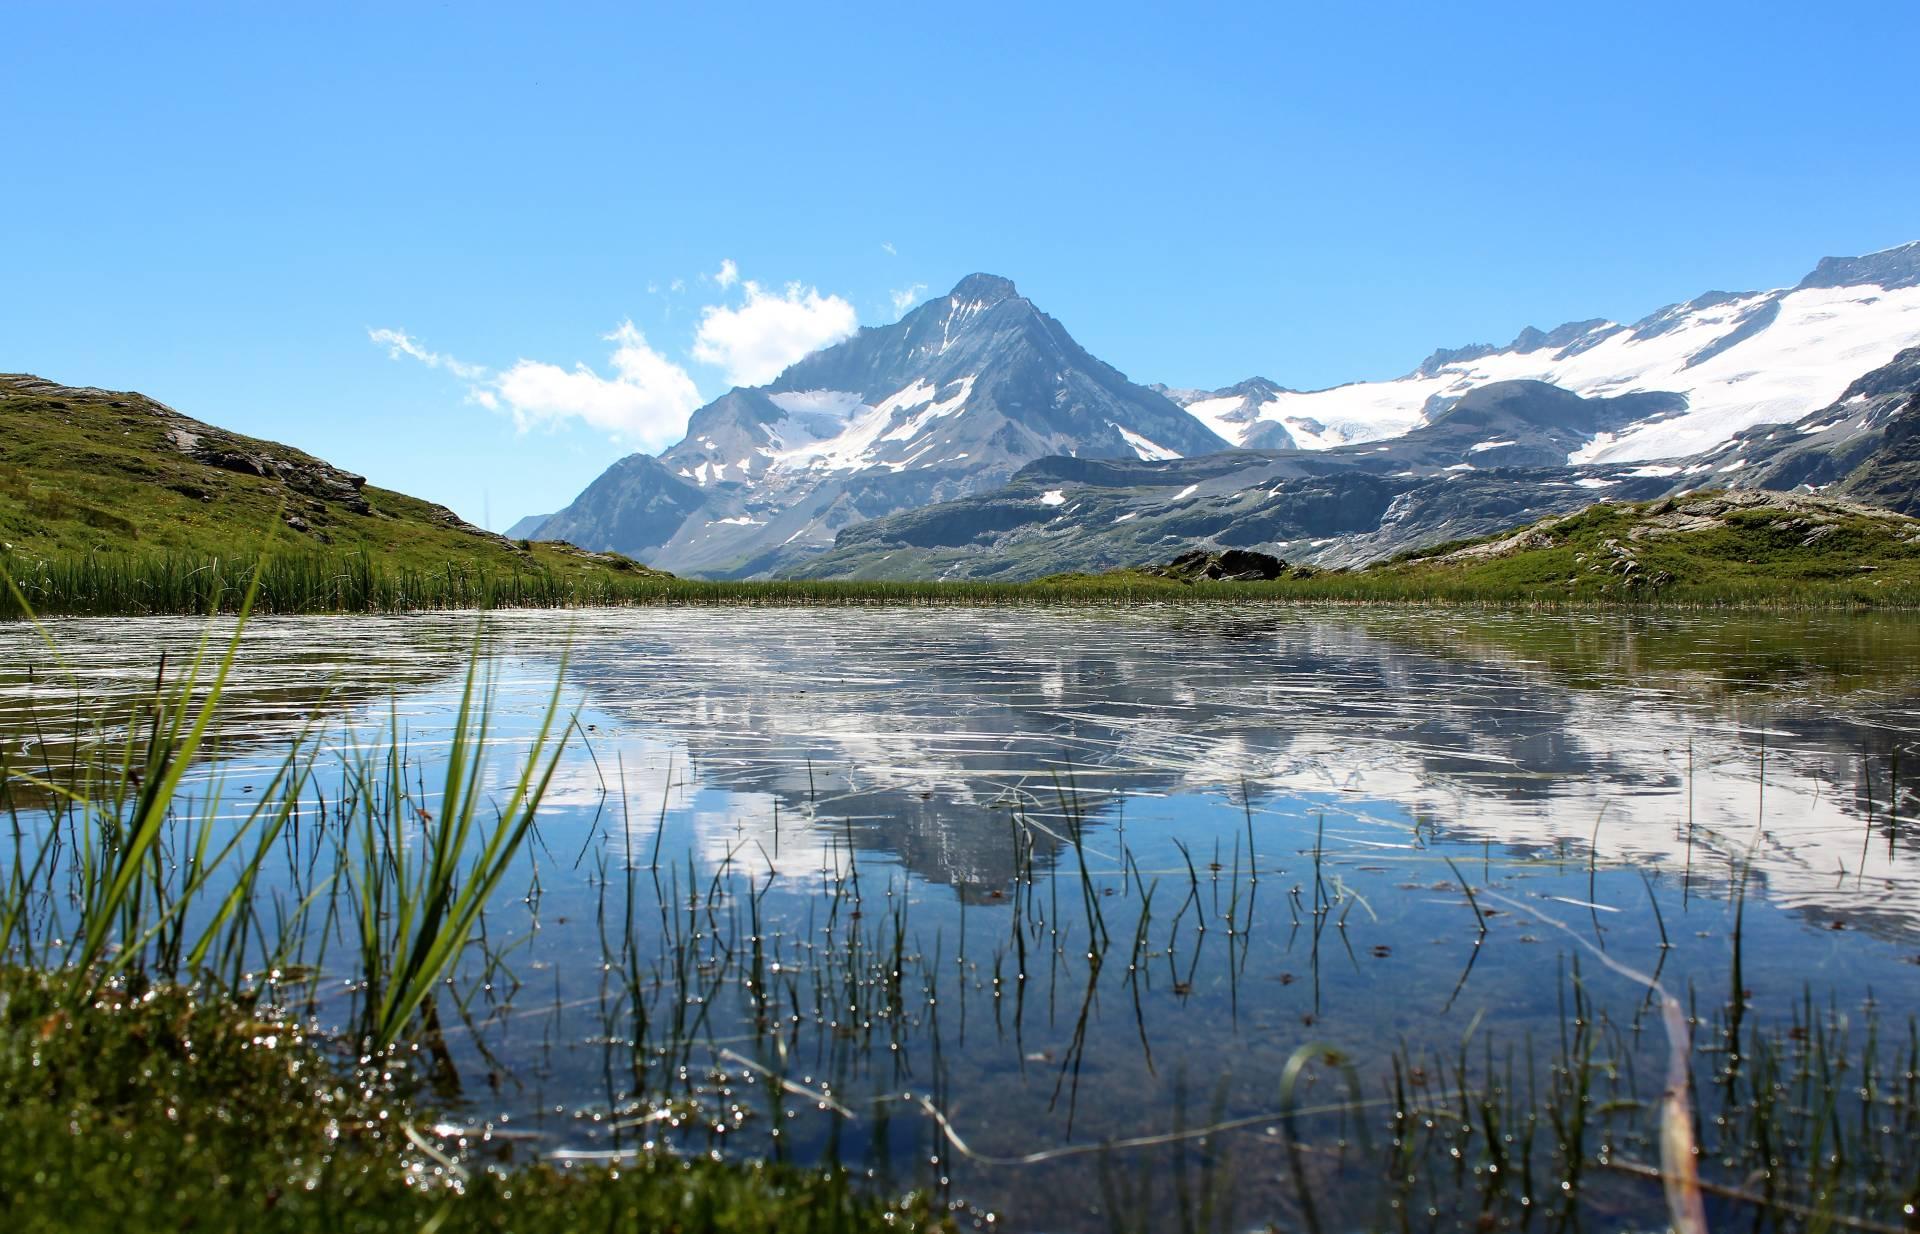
[5,2,1917,527]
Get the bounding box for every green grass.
[0,969,953,1234]
[0,376,671,609]
[18,486,1919,617]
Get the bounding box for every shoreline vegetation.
[7,517,1920,619]
[3,598,1916,1231]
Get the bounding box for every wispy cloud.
[881,241,897,256]
[691,280,858,386]
[368,327,488,380]
[889,283,928,319]
[369,322,701,450]
[710,258,739,289]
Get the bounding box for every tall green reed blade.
[0,561,268,988]
[357,630,574,1050]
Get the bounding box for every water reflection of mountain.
[6,609,1915,935]
[509,609,1920,935]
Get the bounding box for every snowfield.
[1181,277,1920,463]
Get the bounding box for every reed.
[8,543,1920,618]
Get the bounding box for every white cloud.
[367,327,488,380]
[493,322,702,447]
[371,322,702,450]
[881,241,897,256]
[711,258,739,289]
[691,280,858,386]
[889,283,928,319]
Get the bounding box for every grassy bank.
[0,373,675,611]
[0,969,951,1234]
[9,540,1920,617]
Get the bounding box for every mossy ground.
[0,969,954,1233]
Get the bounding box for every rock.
[1150,548,1291,582]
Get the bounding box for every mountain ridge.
[517,240,1920,579]
[790,344,1920,581]
[1164,240,1920,460]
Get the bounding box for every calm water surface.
[5,606,1917,1230]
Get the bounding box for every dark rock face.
[1417,342,1498,376]
[1699,347,1920,508]
[1831,352,1920,514]
[794,432,1680,581]
[1396,380,1685,470]
[174,432,371,515]
[792,336,1920,581]
[530,454,707,556]
[1795,241,1920,291]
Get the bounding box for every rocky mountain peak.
[946,273,1020,307]
[1796,240,1920,291]
[522,268,1225,576]
[1219,376,1290,399]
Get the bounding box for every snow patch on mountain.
[1182,394,1259,437]
[1180,244,1920,464]
[1113,424,1181,461]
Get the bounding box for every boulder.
[1151,548,1292,582]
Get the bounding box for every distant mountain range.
[516,242,1920,578]
[797,346,1920,580]
[1157,241,1920,459]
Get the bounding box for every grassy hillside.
[1,373,670,613]
[1041,490,1920,606]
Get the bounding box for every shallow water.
[5,606,1919,1230]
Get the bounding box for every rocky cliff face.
[1692,347,1920,513]
[791,381,1699,579]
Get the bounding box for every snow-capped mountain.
[523,242,1920,579]
[527,274,1228,576]
[1167,241,1920,464]
[793,341,1920,582]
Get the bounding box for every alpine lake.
[5,605,1917,1232]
